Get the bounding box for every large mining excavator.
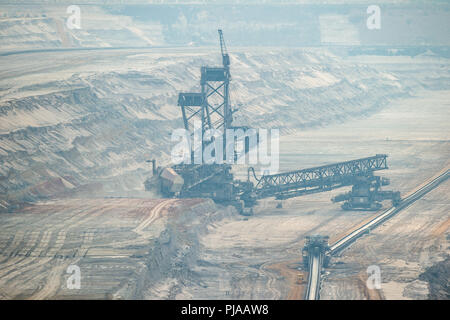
[145,29,254,213]
[144,30,400,214]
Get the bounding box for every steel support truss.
[253,154,389,199]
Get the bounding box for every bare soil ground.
[0,52,447,299]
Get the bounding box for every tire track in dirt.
[432,217,450,237]
[16,231,40,257]
[77,231,95,257]
[14,200,153,299]
[0,231,49,272]
[28,260,67,300]
[7,230,95,299]
[45,231,67,257]
[0,198,177,299]
[0,201,108,297]
[0,231,68,286]
[17,202,113,299]
[0,231,25,257]
[0,234,16,255]
[0,256,23,273]
[134,199,177,237]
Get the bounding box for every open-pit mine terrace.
[0,46,448,299]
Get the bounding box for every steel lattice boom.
[253,154,388,199]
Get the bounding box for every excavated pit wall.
[419,255,450,300]
[141,200,237,300]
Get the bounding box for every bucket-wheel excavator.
[144,30,400,214]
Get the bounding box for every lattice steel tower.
[178,29,233,135]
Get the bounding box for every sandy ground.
[0,51,447,299]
